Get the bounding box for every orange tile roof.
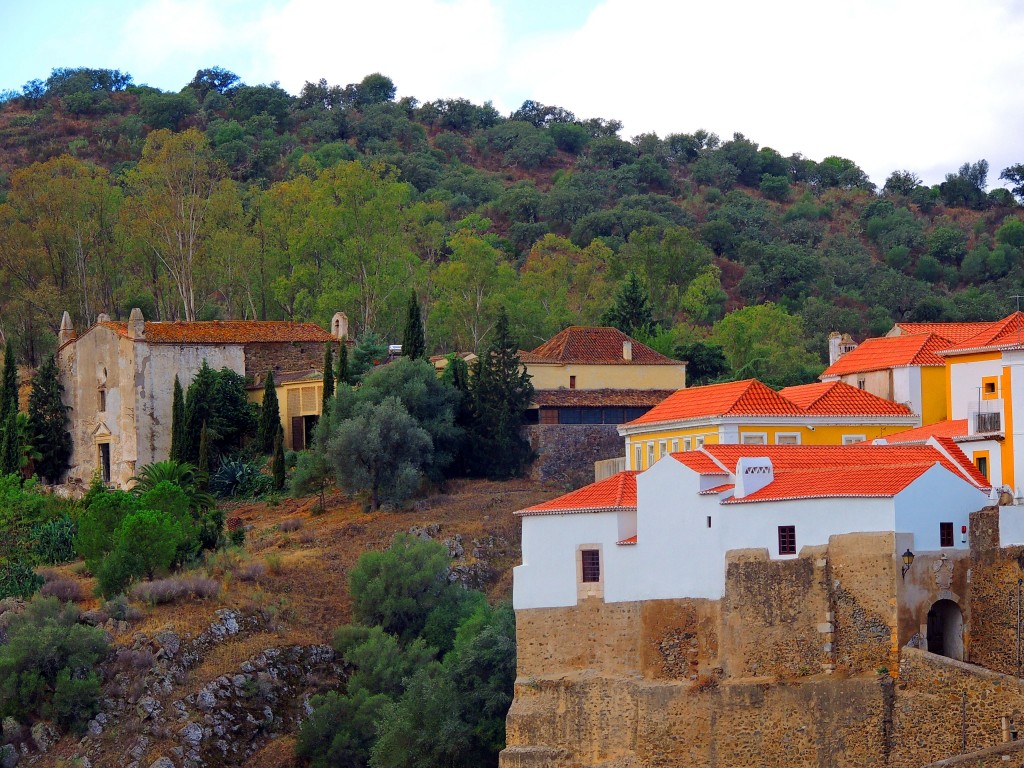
[893,322,996,343]
[779,381,913,416]
[617,535,638,545]
[516,471,639,516]
[97,320,335,344]
[940,313,1024,355]
[873,420,969,444]
[627,379,803,426]
[521,326,681,365]
[820,333,949,377]
[722,465,934,503]
[532,388,675,408]
[699,483,735,495]
[670,451,730,475]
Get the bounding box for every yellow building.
[520,326,686,426]
[617,378,919,470]
[248,370,324,451]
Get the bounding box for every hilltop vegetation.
[1,67,1023,385]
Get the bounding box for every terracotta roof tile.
[616,535,638,545]
[873,420,969,444]
[722,464,934,503]
[893,322,996,343]
[699,483,735,495]
[97,320,335,345]
[515,471,639,516]
[670,451,729,475]
[532,388,675,408]
[524,326,681,365]
[627,379,802,426]
[779,381,913,416]
[820,334,949,377]
[940,312,1024,355]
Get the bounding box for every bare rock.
[0,743,18,768]
[148,758,176,768]
[29,722,59,753]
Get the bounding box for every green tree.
[296,687,390,768]
[257,371,280,454]
[0,407,20,477]
[1000,164,1024,203]
[469,309,534,479]
[711,303,822,388]
[675,341,729,386]
[601,271,656,337]
[337,341,350,386]
[26,355,71,483]
[351,331,389,380]
[170,375,185,462]
[74,490,138,571]
[272,425,286,491]
[402,291,426,360]
[182,361,217,462]
[322,344,335,411]
[97,508,182,596]
[0,339,17,422]
[348,532,451,641]
[197,421,210,478]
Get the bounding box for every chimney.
[127,307,145,340]
[332,311,349,341]
[58,311,76,346]
[733,457,774,499]
[623,340,632,361]
[828,332,841,365]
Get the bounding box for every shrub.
[75,490,138,571]
[0,558,43,599]
[97,508,183,598]
[236,563,265,582]
[0,597,108,734]
[130,575,220,605]
[31,515,77,564]
[209,458,261,498]
[264,553,283,575]
[39,578,83,603]
[100,595,143,622]
[279,518,303,532]
[226,516,245,546]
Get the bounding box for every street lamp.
[901,549,915,580]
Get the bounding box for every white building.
[514,442,991,610]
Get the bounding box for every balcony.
[967,399,1003,436]
[976,411,1001,433]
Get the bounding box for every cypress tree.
[27,355,71,483]
[257,371,280,454]
[322,344,335,412]
[198,421,210,478]
[402,291,426,360]
[469,309,534,479]
[170,375,185,462]
[0,407,20,477]
[0,340,17,421]
[272,425,286,491]
[601,271,656,338]
[183,361,217,463]
[336,341,350,386]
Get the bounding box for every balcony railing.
[976,411,1002,433]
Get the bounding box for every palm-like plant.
[130,460,215,513]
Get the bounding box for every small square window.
[976,455,989,479]
[581,549,601,582]
[569,375,576,389]
[683,438,692,451]
[940,522,954,548]
[778,525,796,555]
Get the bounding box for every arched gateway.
[926,599,964,660]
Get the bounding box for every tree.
[27,355,71,483]
[183,361,217,462]
[402,291,426,360]
[272,425,286,491]
[711,303,822,388]
[197,421,210,478]
[170,375,185,462]
[322,344,335,411]
[324,397,432,511]
[883,170,922,197]
[675,341,729,386]
[337,341,351,386]
[1000,164,1024,203]
[97,508,183,596]
[468,309,534,479]
[74,490,139,572]
[0,339,17,422]
[257,371,280,454]
[940,160,989,210]
[0,408,20,477]
[601,272,656,338]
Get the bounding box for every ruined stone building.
[56,308,344,487]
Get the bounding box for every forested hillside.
[2,67,1023,386]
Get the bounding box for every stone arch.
[926,599,964,660]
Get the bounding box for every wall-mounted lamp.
[901,549,915,580]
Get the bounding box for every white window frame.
[658,440,668,459]
[671,439,679,453]
[842,434,866,445]
[774,432,801,445]
[684,437,692,451]
[741,432,768,445]
[695,436,705,448]
[633,444,642,470]
[647,442,655,468]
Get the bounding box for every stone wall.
[525,424,624,490]
[920,739,1024,767]
[890,648,1024,766]
[243,341,330,379]
[968,507,1024,675]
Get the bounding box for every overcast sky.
[3,0,1023,188]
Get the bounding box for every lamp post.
[901,549,915,580]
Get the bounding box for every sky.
[2,0,1023,188]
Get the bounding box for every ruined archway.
[926,599,964,660]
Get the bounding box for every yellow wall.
[526,362,686,391]
[921,366,948,426]
[248,380,323,448]
[625,419,918,469]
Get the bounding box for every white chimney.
[332,311,349,340]
[733,457,774,499]
[828,332,841,365]
[623,340,632,361]
[127,307,145,340]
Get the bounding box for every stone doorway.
[927,599,964,660]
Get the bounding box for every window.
[842,435,866,445]
[706,516,712,529]
[647,443,655,467]
[982,377,998,400]
[940,522,954,548]
[695,437,705,448]
[976,412,1001,433]
[569,375,576,389]
[857,377,866,390]
[580,409,602,424]
[603,407,624,424]
[98,389,106,412]
[98,443,111,484]
[634,444,642,470]
[778,525,796,555]
[775,433,800,445]
[581,549,601,582]
[741,433,766,445]
[658,440,667,458]
[671,439,679,453]
[684,437,692,451]
[975,454,989,479]
[559,408,581,424]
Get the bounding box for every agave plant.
[208,458,260,498]
[130,460,215,512]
